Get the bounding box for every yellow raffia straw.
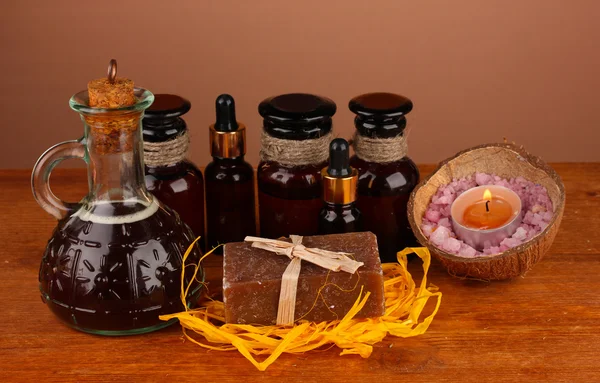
[160,246,442,371]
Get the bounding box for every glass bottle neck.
[83,113,153,204]
[212,155,245,163]
[323,201,356,210]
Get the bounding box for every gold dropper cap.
[209,123,246,158]
[209,94,246,158]
[322,138,358,205]
[322,168,358,204]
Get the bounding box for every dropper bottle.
[205,94,257,252]
[318,138,363,235]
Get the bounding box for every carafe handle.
[31,139,87,220]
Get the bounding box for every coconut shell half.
[408,143,565,281]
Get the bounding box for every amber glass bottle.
[319,138,362,235]
[257,93,336,239]
[205,94,256,252]
[143,94,205,249]
[349,93,419,262]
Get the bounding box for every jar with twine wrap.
[257,93,337,239]
[348,92,421,262]
[142,94,206,248]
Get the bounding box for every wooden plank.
[1,165,599,382]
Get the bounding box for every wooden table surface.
[1,164,599,383]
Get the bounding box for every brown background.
[1,0,598,169]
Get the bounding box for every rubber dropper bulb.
[214,94,239,132]
[327,138,351,177]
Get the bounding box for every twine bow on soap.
[244,235,364,325]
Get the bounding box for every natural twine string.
[144,131,189,167]
[352,132,408,163]
[260,131,332,166]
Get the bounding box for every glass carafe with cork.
[31,61,202,335]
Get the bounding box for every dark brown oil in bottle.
[39,201,201,334]
[205,94,256,252]
[349,93,419,262]
[257,93,336,239]
[143,94,205,249]
[258,163,325,238]
[318,138,363,235]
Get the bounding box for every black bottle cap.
[214,94,239,132]
[327,138,351,177]
[258,93,336,140]
[349,92,413,139]
[143,94,191,142]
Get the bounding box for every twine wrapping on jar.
[351,132,408,163]
[144,131,190,167]
[260,131,332,166]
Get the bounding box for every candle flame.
[483,189,492,201]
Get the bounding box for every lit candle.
[451,185,522,250]
[462,189,513,230]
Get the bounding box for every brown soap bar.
[223,232,385,325]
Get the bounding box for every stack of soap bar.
[223,232,385,325]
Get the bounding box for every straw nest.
[408,143,565,281]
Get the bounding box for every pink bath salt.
[437,195,454,205]
[537,194,552,211]
[540,222,549,231]
[496,180,511,189]
[450,181,465,192]
[523,211,535,225]
[438,217,451,228]
[422,224,435,237]
[500,237,522,249]
[513,227,527,241]
[543,211,553,221]
[443,237,462,253]
[458,244,477,257]
[515,176,527,184]
[475,172,493,186]
[526,228,539,240]
[449,178,473,193]
[530,213,544,226]
[531,204,546,214]
[425,209,441,223]
[462,178,477,191]
[443,186,455,196]
[519,223,533,231]
[430,226,451,246]
[485,246,501,255]
[440,205,452,217]
[433,203,445,211]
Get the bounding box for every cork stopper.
[87,59,136,108]
[84,60,140,154]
